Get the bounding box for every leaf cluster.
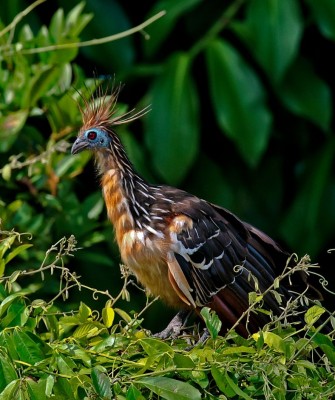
[0,229,335,399]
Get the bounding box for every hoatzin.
[71,87,320,338]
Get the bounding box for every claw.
[153,310,191,339]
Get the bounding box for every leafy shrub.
[1,228,335,399]
[1,2,335,398]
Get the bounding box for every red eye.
[87,131,97,140]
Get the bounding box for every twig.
[2,11,166,56]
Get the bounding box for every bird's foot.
[153,310,191,339]
[185,328,210,350]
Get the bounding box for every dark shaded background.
[1,0,334,330]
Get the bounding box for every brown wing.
[166,197,292,335]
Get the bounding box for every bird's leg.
[153,309,192,339]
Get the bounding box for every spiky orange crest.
[78,83,150,135]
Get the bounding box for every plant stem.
[189,0,246,59]
[2,11,166,56]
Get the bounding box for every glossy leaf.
[278,57,332,131]
[91,366,112,399]
[305,0,335,40]
[137,376,201,400]
[200,307,222,339]
[233,0,303,83]
[145,52,199,184]
[206,39,272,166]
[102,305,115,328]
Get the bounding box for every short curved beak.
[71,138,89,155]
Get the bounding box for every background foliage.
[0,0,335,397]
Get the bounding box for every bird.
[71,85,319,338]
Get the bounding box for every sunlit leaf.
[102,305,115,328]
[78,302,92,322]
[200,307,222,339]
[305,305,326,326]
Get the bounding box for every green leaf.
[233,0,303,82]
[49,8,65,42]
[0,332,19,361]
[144,0,201,57]
[65,2,93,37]
[0,110,28,152]
[280,140,335,255]
[126,385,146,400]
[91,366,112,399]
[73,322,102,339]
[200,307,222,339]
[211,366,235,397]
[26,378,48,400]
[223,371,253,400]
[145,52,199,184]
[78,302,92,322]
[206,39,272,166]
[304,305,325,326]
[278,57,332,131]
[305,0,335,40]
[262,332,286,353]
[5,244,33,264]
[137,376,201,400]
[139,338,174,357]
[0,300,29,328]
[21,65,60,108]
[0,355,18,392]
[309,332,335,367]
[0,380,20,400]
[45,375,55,397]
[57,355,76,375]
[102,305,115,328]
[12,330,44,364]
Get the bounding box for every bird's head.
[71,127,111,155]
[71,84,150,156]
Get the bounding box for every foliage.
[0,229,335,399]
[1,1,335,398]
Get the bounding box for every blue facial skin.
[71,128,111,154]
